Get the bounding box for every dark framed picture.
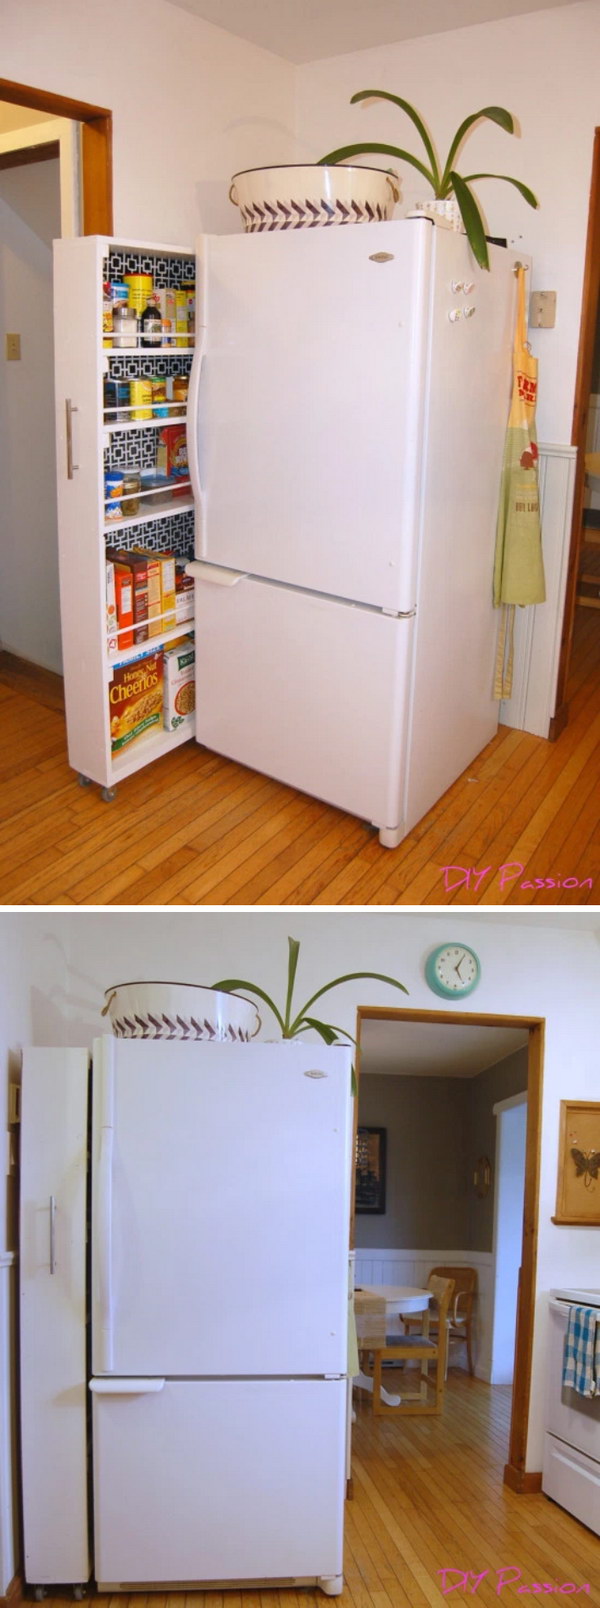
[553,1101,600,1225]
[355,1125,387,1215]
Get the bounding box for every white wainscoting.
[354,1247,494,1382]
[0,1252,15,1596]
[500,441,577,738]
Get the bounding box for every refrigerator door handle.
[186,327,205,532]
[185,560,247,587]
[49,1195,56,1274]
[89,1378,166,1395]
[96,1043,115,1372]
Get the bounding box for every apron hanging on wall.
[493,264,546,699]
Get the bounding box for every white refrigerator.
[187,216,520,847]
[20,1038,352,1596]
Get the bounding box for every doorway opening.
[0,80,112,674]
[353,1006,545,1493]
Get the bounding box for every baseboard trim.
[549,701,569,740]
[503,1463,543,1494]
[1,1574,23,1608]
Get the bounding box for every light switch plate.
[6,333,21,360]
[529,291,556,328]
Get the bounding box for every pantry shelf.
[103,413,187,433]
[107,621,194,673]
[103,494,194,536]
[110,715,195,783]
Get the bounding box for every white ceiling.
[360,1017,529,1077]
[166,0,581,64]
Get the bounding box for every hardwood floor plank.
[1,612,598,905]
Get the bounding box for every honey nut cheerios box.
[109,647,164,753]
[163,636,195,733]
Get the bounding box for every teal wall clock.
[425,943,481,999]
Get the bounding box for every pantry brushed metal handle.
[65,399,79,479]
[49,1195,56,1274]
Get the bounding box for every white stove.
[542,1288,600,1534]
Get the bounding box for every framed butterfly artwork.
[553,1101,600,1225]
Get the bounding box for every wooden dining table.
[353,1285,433,1407]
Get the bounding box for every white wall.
[490,1096,527,1384]
[0,159,62,671]
[295,0,600,446]
[1,0,297,244]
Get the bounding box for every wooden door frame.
[353,1006,545,1493]
[0,77,112,234]
[550,126,600,737]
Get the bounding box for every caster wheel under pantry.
[33,1588,46,1601]
[100,787,116,802]
[77,774,92,788]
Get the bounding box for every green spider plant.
[319,92,538,270]
[213,935,408,1091]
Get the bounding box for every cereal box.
[163,637,195,733]
[106,560,118,652]
[109,648,164,753]
[175,563,194,625]
[156,425,188,496]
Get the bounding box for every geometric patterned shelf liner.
[105,429,174,471]
[239,197,390,231]
[104,250,195,289]
[111,1014,255,1041]
[103,506,194,562]
[107,353,193,381]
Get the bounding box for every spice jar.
[121,468,141,517]
[112,302,138,349]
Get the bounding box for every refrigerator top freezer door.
[194,218,433,613]
[91,1038,352,1378]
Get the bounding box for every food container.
[151,378,169,417]
[130,378,153,420]
[104,379,130,422]
[229,163,400,232]
[112,303,138,349]
[101,981,261,1041]
[105,470,124,520]
[124,273,153,314]
[172,375,189,413]
[122,468,141,517]
[174,289,189,348]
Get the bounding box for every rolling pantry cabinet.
[53,237,196,798]
[19,1049,90,1593]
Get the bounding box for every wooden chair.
[404,1266,478,1376]
[369,1275,455,1417]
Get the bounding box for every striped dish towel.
[563,1305,600,1397]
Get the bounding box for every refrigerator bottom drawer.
[194,575,414,834]
[92,1378,346,1584]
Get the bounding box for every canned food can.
[151,378,169,417]
[130,378,153,420]
[124,273,153,314]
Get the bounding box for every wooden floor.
[28,1374,599,1608]
[0,611,598,906]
